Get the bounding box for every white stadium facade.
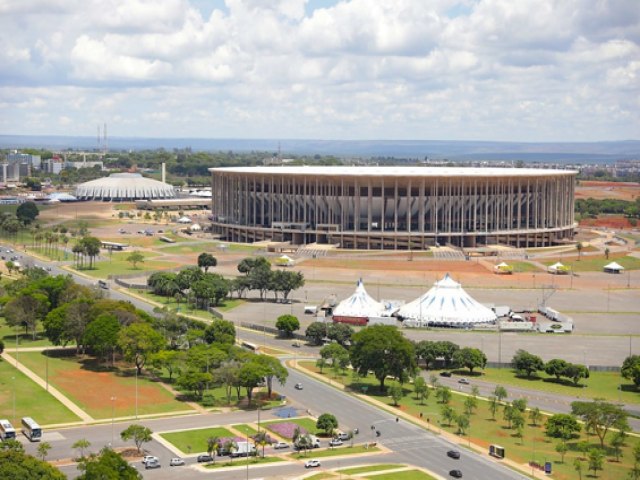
[75,173,176,201]
[210,166,576,250]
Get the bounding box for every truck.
[294,434,321,450]
[230,441,257,458]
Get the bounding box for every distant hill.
[1,135,638,164]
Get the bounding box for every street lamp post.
[111,396,116,446]
[12,376,16,426]
[135,368,139,419]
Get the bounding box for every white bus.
[21,417,42,442]
[0,419,16,441]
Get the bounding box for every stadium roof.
[75,173,175,201]
[210,166,576,177]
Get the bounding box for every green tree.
[545,414,581,440]
[529,407,542,427]
[463,395,478,416]
[622,355,640,388]
[435,340,459,367]
[77,447,141,480]
[556,440,568,463]
[587,448,604,477]
[275,314,300,338]
[414,340,440,369]
[203,319,236,345]
[82,313,120,364]
[349,325,416,392]
[610,430,625,462]
[574,458,583,480]
[435,386,452,404]
[316,357,327,373]
[305,322,327,345]
[326,322,353,346]
[0,447,65,480]
[488,396,499,420]
[120,424,153,454]
[271,269,305,301]
[452,347,487,373]
[414,376,429,404]
[564,363,590,386]
[512,349,544,378]
[4,292,50,339]
[389,384,404,406]
[576,241,583,260]
[197,253,217,272]
[118,322,166,374]
[441,405,456,426]
[238,359,266,404]
[16,201,39,225]
[126,251,145,269]
[254,431,270,458]
[72,438,91,459]
[571,399,629,448]
[37,442,52,461]
[207,436,220,463]
[254,354,288,398]
[456,414,470,435]
[316,413,338,436]
[150,349,184,382]
[544,358,569,380]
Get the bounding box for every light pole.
[45,349,49,392]
[12,376,16,426]
[111,396,116,446]
[135,368,139,419]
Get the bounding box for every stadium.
[210,166,576,249]
[75,173,176,201]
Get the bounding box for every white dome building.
[75,173,175,201]
[332,279,387,325]
[397,274,497,327]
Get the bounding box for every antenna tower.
[97,125,101,151]
[103,122,108,153]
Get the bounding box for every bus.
[0,419,16,441]
[21,417,42,442]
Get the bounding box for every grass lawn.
[156,243,220,254]
[0,358,80,425]
[75,255,181,279]
[0,322,56,348]
[289,444,381,459]
[369,470,436,480]
[506,261,542,273]
[160,427,235,453]
[17,352,191,419]
[544,255,640,272]
[258,346,289,356]
[477,367,639,405]
[305,474,337,480]
[336,464,405,475]
[263,417,320,438]
[233,424,259,437]
[205,456,282,469]
[299,361,640,480]
[136,291,220,322]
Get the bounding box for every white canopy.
[604,261,624,272]
[189,223,202,231]
[397,274,497,327]
[177,216,192,224]
[332,279,386,318]
[496,262,509,268]
[277,255,294,266]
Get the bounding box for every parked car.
[336,431,350,441]
[449,469,463,478]
[142,456,159,465]
[197,454,213,463]
[273,441,289,449]
[440,371,452,377]
[145,460,161,470]
[458,378,470,384]
[447,450,461,459]
[305,459,321,469]
[169,457,185,466]
[328,438,343,447]
[295,383,303,390]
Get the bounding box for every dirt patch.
[576,181,639,201]
[578,216,634,229]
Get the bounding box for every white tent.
[189,223,202,231]
[494,262,513,274]
[603,261,624,274]
[332,279,386,319]
[397,274,497,327]
[177,216,192,224]
[548,262,569,274]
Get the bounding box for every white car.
[142,455,159,465]
[336,431,350,441]
[169,457,185,466]
[458,378,470,384]
[295,383,303,390]
[273,441,289,449]
[305,459,321,468]
[329,438,343,447]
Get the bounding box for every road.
[18,364,526,480]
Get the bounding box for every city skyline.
[1,0,639,142]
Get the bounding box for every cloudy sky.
[1,0,638,142]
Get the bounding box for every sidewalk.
[1,351,94,423]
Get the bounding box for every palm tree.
[604,247,610,260]
[576,241,583,260]
[253,431,269,458]
[207,436,220,464]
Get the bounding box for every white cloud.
[0,0,637,141]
